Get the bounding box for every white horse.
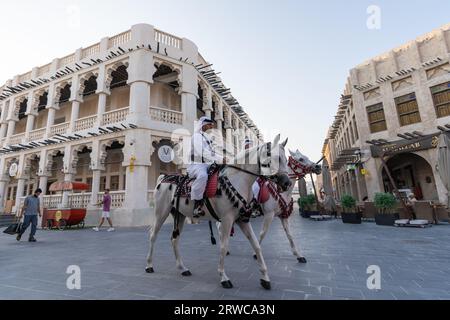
[215,149,322,263]
[145,135,291,290]
[254,149,322,263]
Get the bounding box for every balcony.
[154,29,182,50]
[29,128,46,141]
[51,122,70,136]
[150,107,183,125]
[75,115,97,132]
[9,133,25,145]
[108,30,132,48]
[102,107,130,126]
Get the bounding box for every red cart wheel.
[58,219,67,231]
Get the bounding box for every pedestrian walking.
[93,189,115,232]
[17,189,43,242]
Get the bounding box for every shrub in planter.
[298,197,308,217]
[298,195,317,218]
[374,193,399,226]
[340,194,362,224]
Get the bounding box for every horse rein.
[288,157,314,181]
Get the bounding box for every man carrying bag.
[16,188,43,242]
[3,219,22,236]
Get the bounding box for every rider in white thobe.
[187,116,223,217]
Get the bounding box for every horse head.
[288,149,322,178]
[258,135,291,192]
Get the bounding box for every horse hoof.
[253,254,258,260]
[227,251,230,256]
[260,279,271,290]
[221,280,234,289]
[182,270,192,277]
[298,257,307,264]
[145,267,154,274]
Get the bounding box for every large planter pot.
[300,210,311,218]
[342,212,362,224]
[375,213,400,226]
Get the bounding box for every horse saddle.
[256,178,271,204]
[161,165,220,199]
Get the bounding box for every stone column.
[364,158,383,201]
[69,101,81,133]
[203,87,213,118]
[181,64,199,134]
[0,102,9,139]
[0,177,9,212]
[0,157,9,211]
[14,178,26,215]
[24,91,37,140]
[45,84,57,138]
[38,175,49,196]
[6,119,16,139]
[90,169,102,207]
[96,93,108,126]
[0,122,8,139]
[122,130,152,210]
[62,145,77,208]
[96,64,110,127]
[38,149,51,196]
[127,49,154,128]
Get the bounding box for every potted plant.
[298,197,310,218]
[298,195,317,218]
[340,194,362,224]
[374,193,399,226]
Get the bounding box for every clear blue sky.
[1,0,449,161]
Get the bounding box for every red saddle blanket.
[257,178,271,204]
[161,172,219,199]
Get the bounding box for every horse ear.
[281,138,288,148]
[273,134,281,146]
[289,149,296,157]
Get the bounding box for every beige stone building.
[0,23,261,226]
[322,23,450,204]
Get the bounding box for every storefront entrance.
[382,153,438,200]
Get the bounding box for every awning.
[330,148,361,171]
[49,181,90,192]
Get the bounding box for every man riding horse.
[187,116,224,218]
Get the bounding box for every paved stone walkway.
[1,212,450,300]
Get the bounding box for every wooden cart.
[43,182,90,230]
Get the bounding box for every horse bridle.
[226,142,284,183]
[288,156,315,181]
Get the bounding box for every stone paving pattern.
[1,211,450,300]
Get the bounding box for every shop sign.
[371,134,440,157]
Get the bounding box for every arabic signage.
[371,134,441,158]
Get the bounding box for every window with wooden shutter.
[431,82,450,118]
[394,92,421,126]
[367,103,387,133]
